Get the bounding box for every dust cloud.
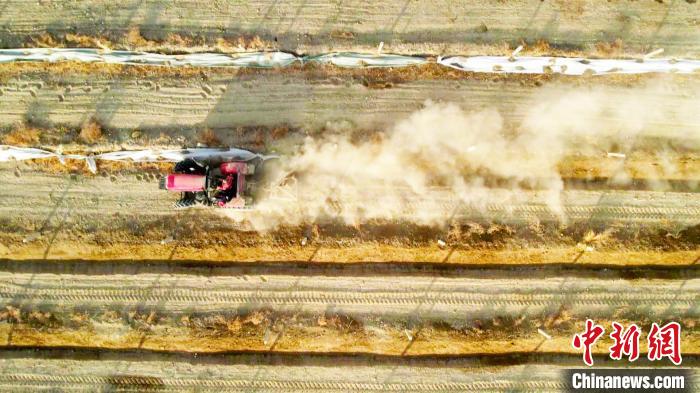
[224,83,699,230]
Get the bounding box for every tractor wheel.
[174,198,197,209]
[174,159,205,174]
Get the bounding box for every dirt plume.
[224,83,699,230]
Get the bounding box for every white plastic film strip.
[0,145,269,173]
[3,47,698,73]
[0,48,300,68]
[437,55,700,75]
[307,52,427,67]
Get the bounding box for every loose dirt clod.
[78,119,103,144]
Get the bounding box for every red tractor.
[159,157,262,208]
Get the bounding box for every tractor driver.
[211,174,236,206]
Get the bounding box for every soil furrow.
[1,259,697,280]
[1,272,696,321]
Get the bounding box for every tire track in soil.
[0,348,698,392]
[1,170,699,227]
[0,272,696,322]
[1,77,699,144]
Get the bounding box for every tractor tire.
[174,198,197,209]
[174,159,205,174]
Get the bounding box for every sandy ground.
[0,362,567,392]
[0,263,698,357]
[1,0,700,56]
[2,168,698,225]
[7,354,696,392]
[1,69,699,145]
[2,271,696,321]
[0,166,697,265]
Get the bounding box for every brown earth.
[0,165,698,265]
[4,241,698,267]
[1,1,699,384]
[1,0,700,57]
[1,270,697,355]
[2,317,698,357]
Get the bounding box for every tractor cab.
[207,161,248,208]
